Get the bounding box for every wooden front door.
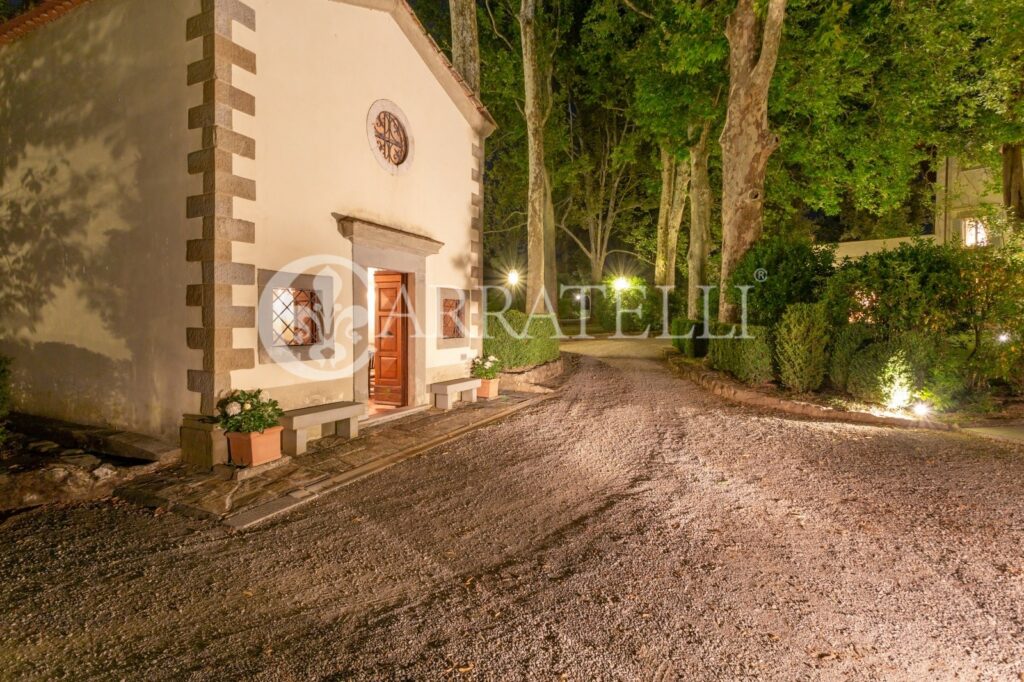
[373,271,407,406]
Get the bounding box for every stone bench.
[280,401,365,456]
[429,378,482,410]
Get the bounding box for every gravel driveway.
[2,338,1023,680]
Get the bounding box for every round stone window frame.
[366,100,415,175]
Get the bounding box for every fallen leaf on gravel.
[243,590,253,597]
[456,662,474,673]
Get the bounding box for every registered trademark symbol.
[754,268,768,283]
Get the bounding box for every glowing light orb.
[613,276,630,292]
[998,332,1011,343]
[886,385,912,410]
[507,269,520,286]
[912,402,930,417]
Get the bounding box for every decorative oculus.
[366,100,414,173]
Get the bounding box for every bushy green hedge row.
[483,310,560,370]
[775,303,830,392]
[670,318,709,358]
[828,323,874,392]
[707,322,774,385]
[710,231,1024,411]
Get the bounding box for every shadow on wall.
[0,0,199,441]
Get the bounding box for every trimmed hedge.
[670,318,708,358]
[828,323,875,391]
[847,341,914,407]
[708,322,774,385]
[776,303,830,392]
[727,233,836,326]
[483,310,560,370]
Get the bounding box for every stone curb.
[666,355,958,432]
[222,391,559,530]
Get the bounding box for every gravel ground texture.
[1,338,1023,680]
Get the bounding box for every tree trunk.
[718,0,786,323]
[1003,143,1024,221]
[654,146,690,287]
[687,123,712,321]
[590,253,605,284]
[520,0,555,312]
[544,170,558,303]
[449,0,481,95]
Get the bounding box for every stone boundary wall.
[667,355,958,432]
[184,0,259,414]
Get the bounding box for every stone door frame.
[335,215,443,407]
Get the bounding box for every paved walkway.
[118,391,544,526]
[964,423,1024,445]
[1,338,1023,680]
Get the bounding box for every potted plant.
[216,389,285,467]
[471,355,502,399]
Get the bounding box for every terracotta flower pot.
[226,425,283,467]
[478,378,500,399]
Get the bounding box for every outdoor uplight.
[912,402,930,417]
[998,332,1011,343]
[886,385,912,411]
[613,276,630,292]
[506,269,521,286]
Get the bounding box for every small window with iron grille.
[271,288,324,347]
[442,297,466,340]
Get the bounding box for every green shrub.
[594,276,649,333]
[484,310,561,369]
[216,389,283,434]
[671,318,708,358]
[822,239,967,337]
[917,342,970,411]
[828,323,875,391]
[728,234,836,326]
[708,322,774,385]
[0,355,10,447]
[776,303,830,392]
[847,341,914,407]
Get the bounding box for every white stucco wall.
[0,0,203,441]
[229,0,481,409]
[833,156,1003,262]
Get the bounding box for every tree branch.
[751,0,787,93]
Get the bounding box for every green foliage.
[776,303,831,393]
[847,342,915,408]
[728,234,835,327]
[216,389,283,434]
[828,323,875,391]
[670,318,708,358]
[917,341,971,412]
[594,276,649,334]
[0,355,11,447]
[822,239,967,337]
[708,323,774,386]
[483,311,561,370]
[471,355,503,380]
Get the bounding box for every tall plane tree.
[718,0,786,322]
[519,0,558,310]
[449,0,481,94]
[630,0,728,316]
